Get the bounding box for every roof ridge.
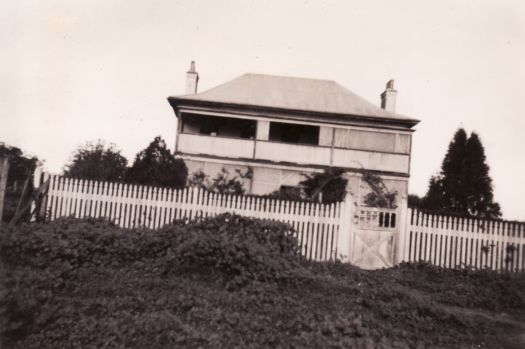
[241,72,337,84]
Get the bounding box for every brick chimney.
[185,61,199,94]
[380,79,397,112]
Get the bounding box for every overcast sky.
[1,0,524,220]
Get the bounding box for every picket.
[43,175,343,262]
[406,208,525,271]
[40,174,525,270]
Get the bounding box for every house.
[167,62,419,210]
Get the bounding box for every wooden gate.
[350,207,399,269]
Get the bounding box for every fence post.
[336,192,353,262]
[397,194,409,264]
[30,161,44,222]
[0,156,10,225]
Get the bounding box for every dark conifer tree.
[420,128,501,218]
[439,128,468,213]
[464,132,501,218]
[421,176,445,211]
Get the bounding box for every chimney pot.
[380,79,397,112]
[188,61,196,73]
[185,61,199,94]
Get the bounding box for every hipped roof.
[168,73,419,126]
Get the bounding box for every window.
[268,122,320,145]
[181,113,256,139]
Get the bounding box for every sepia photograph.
[1,1,524,348]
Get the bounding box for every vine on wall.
[361,172,398,209]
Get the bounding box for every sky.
[1,0,524,220]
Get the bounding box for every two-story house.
[167,62,419,210]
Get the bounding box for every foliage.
[188,167,252,195]
[63,140,128,182]
[300,168,347,204]
[268,186,305,201]
[464,133,501,217]
[126,136,187,188]
[1,217,524,348]
[0,144,38,223]
[187,170,209,188]
[407,194,423,208]
[362,173,397,209]
[421,129,501,218]
[268,170,396,207]
[0,214,303,288]
[163,214,306,287]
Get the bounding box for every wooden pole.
[397,194,409,264]
[336,192,353,262]
[30,162,44,222]
[0,156,10,225]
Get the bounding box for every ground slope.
[1,216,524,348]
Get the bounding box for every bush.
[0,214,304,286]
[1,216,524,348]
[162,214,307,287]
[0,215,308,347]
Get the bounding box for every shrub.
[0,214,306,288]
[163,214,308,287]
[1,216,524,348]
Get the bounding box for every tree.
[64,141,128,182]
[126,136,187,188]
[408,194,423,208]
[420,176,445,210]
[464,133,501,217]
[421,129,501,218]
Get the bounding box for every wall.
[185,158,308,195]
[185,159,252,193]
[251,167,305,195]
[178,134,255,159]
[185,158,409,207]
[255,142,331,166]
[176,110,414,196]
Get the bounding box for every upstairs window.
[181,113,256,139]
[268,122,319,145]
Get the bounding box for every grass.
[1,215,524,348]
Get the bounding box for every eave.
[168,97,420,131]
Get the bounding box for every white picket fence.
[40,174,346,261]
[36,173,525,271]
[404,209,525,271]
